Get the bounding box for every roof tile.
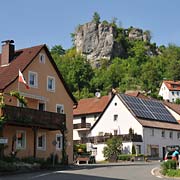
[73,95,111,115]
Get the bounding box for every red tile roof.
[0,44,77,104]
[125,91,150,99]
[138,119,180,130]
[73,95,111,116]
[0,45,44,90]
[163,80,180,91]
[163,101,180,117]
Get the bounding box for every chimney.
[1,40,15,66]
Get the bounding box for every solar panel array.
[120,94,177,123]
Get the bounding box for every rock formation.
[74,21,150,67]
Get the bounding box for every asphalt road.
[0,161,175,180]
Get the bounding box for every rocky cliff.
[74,21,150,67]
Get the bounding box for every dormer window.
[39,53,45,64]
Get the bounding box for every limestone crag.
[74,21,150,67]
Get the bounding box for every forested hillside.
[51,14,180,100]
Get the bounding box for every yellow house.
[0,40,77,164]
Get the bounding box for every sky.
[1,0,180,51]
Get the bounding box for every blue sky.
[1,0,180,50]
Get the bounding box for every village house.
[0,40,77,164]
[74,92,180,161]
[159,80,180,102]
[73,94,111,142]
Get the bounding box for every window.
[172,91,175,96]
[29,71,38,87]
[56,134,63,150]
[39,53,45,64]
[56,104,64,114]
[162,130,165,138]
[177,92,179,96]
[136,145,141,154]
[37,132,46,150]
[16,131,26,149]
[81,117,86,124]
[47,76,55,91]
[114,130,118,135]
[151,128,154,136]
[177,132,180,139]
[169,131,173,139]
[39,103,46,111]
[114,114,118,121]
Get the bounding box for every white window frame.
[28,71,38,88]
[16,130,26,149]
[56,104,64,114]
[56,134,63,150]
[39,53,45,64]
[37,132,46,151]
[47,76,55,92]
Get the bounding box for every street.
[0,161,174,180]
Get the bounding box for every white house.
[88,94,180,161]
[159,80,180,102]
[73,95,111,141]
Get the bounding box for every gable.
[0,44,77,104]
[90,95,143,136]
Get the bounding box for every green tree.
[92,12,100,23]
[103,136,122,161]
[131,144,136,155]
[51,45,65,55]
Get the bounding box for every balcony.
[1,105,66,131]
[73,123,91,131]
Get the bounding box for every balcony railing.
[73,123,91,130]
[74,134,143,144]
[2,105,66,130]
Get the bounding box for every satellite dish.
[95,92,101,98]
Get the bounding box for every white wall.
[159,82,180,102]
[143,127,180,158]
[90,95,143,136]
[73,113,100,140]
[73,113,99,126]
[165,106,180,121]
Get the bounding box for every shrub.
[118,154,132,161]
[132,144,136,155]
[0,160,18,172]
[161,160,177,175]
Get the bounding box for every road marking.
[151,167,163,178]
[30,172,56,179]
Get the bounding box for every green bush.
[0,160,18,172]
[161,160,177,175]
[118,154,133,161]
[21,156,46,164]
[165,169,180,177]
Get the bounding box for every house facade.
[159,80,180,102]
[88,94,180,161]
[0,40,77,164]
[73,95,111,142]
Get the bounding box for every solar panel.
[120,94,177,123]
